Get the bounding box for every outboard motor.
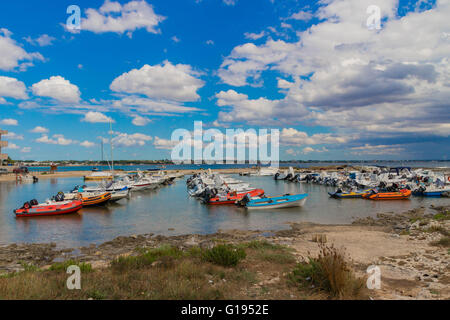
[21,202,31,209]
[55,191,65,202]
[202,188,216,203]
[274,172,280,180]
[237,193,251,206]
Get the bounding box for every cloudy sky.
[0,0,449,161]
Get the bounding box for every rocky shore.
[1,205,448,300]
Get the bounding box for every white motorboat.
[109,188,130,202]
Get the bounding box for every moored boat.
[363,189,411,200]
[206,188,265,205]
[80,192,111,206]
[14,200,83,217]
[109,188,130,202]
[413,185,450,197]
[328,189,370,199]
[238,193,308,210]
[65,191,112,206]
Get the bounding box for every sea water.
[0,175,448,247]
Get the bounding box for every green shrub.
[49,260,92,272]
[433,211,450,221]
[111,245,182,271]
[20,262,39,272]
[202,244,246,267]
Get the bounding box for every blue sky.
[0,0,448,161]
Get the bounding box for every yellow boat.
[329,189,370,199]
[78,192,111,206]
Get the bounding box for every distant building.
[0,129,8,165]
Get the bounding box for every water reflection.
[0,175,448,248]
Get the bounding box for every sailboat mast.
[110,121,114,174]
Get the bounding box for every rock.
[151,261,162,267]
[184,236,198,247]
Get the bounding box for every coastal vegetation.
[290,244,367,299]
[0,240,366,300]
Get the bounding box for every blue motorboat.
[237,193,308,210]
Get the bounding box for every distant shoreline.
[1,165,448,182]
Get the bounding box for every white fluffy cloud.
[0,28,44,71]
[112,96,201,115]
[79,0,165,36]
[287,10,313,21]
[5,143,19,150]
[244,31,266,40]
[153,136,178,150]
[215,89,308,125]
[280,128,352,146]
[80,140,96,148]
[30,126,49,133]
[216,0,450,145]
[131,115,151,126]
[0,118,18,126]
[36,134,74,145]
[24,34,56,46]
[109,132,152,147]
[0,76,29,100]
[223,0,237,5]
[82,111,114,123]
[31,76,81,103]
[110,61,204,102]
[302,147,329,154]
[4,132,24,140]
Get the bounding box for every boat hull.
[328,190,370,199]
[246,194,308,210]
[131,183,159,191]
[363,189,411,200]
[81,192,111,206]
[15,201,83,217]
[110,189,130,202]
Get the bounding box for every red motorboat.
[14,200,83,217]
[207,189,265,205]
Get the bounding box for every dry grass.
[0,241,368,300]
[430,236,450,248]
[290,244,368,300]
[0,241,298,300]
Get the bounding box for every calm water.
[1,175,449,248]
